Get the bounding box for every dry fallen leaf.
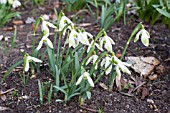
[126,56,160,77]
[148,74,158,81]
[115,53,122,58]
[2,27,14,31]
[12,20,24,25]
[141,87,149,100]
[99,82,108,90]
[0,90,7,101]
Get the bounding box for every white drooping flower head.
[59,15,74,35]
[99,33,115,53]
[67,29,79,48]
[36,19,56,50]
[78,31,93,45]
[101,55,112,75]
[41,20,57,37]
[36,35,54,50]
[12,0,21,8]
[86,40,101,53]
[24,54,42,72]
[0,0,7,4]
[113,55,131,87]
[76,71,94,87]
[134,28,150,46]
[86,54,99,70]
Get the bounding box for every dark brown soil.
[0,1,170,113]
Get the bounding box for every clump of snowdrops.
[3,11,150,104]
[0,0,21,27]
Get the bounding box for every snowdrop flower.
[86,54,99,70]
[24,54,42,72]
[99,34,115,52]
[78,32,93,45]
[68,29,79,48]
[41,20,57,37]
[59,16,74,35]
[87,40,100,53]
[0,0,7,4]
[101,55,112,75]
[134,28,150,46]
[0,35,3,41]
[76,72,94,87]
[12,0,21,8]
[36,35,53,50]
[113,56,131,87]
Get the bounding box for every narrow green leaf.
[2,60,24,82]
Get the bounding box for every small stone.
[147,99,154,104]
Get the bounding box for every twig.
[0,88,15,95]
[119,92,134,97]
[79,105,98,113]
[133,82,146,91]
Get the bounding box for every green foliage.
[32,0,45,6]
[0,4,20,27]
[101,0,127,30]
[132,0,170,27]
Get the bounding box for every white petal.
[68,30,78,48]
[76,75,84,85]
[0,0,7,4]
[100,59,106,67]
[36,38,44,50]
[116,65,121,78]
[121,62,131,67]
[86,74,94,87]
[134,30,142,42]
[106,35,115,45]
[92,55,98,64]
[86,56,93,65]
[41,21,48,31]
[104,40,113,52]
[30,57,42,63]
[46,21,57,28]
[119,64,131,75]
[24,57,30,72]
[78,32,90,45]
[46,37,54,49]
[12,0,21,8]
[84,32,93,39]
[105,57,112,75]
[141,31,149,46]
[68,35,76,48]
[87,45,91,53]
[59,16,74,32]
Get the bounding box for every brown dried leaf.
[99,82,108,90]
[115,53,122,58]
[141,87,149,100]
[126,56,160,77]
[0,90,7,101]
[2,27,14,31]
[148,74,158,81]
[12,20,24,25]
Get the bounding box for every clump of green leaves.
[0,0,21,27]
[131,0,170,27]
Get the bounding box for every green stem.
[120,23,142,60]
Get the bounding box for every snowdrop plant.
[0,0,21,27]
